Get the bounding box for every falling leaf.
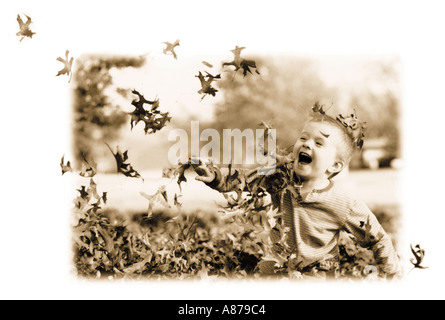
[176,162,191,190]
[140,185,170,217]
[202,61,213,68]
[222,46,259,78]
[129,89,171,134]
[174,193,183,211]
[197,261,211,280]
[87,198,102,214]
[312,101,326,115]
[79,162,97,178]
[77,185,89,200]
[240,59,260,77]
[87,178,100,200]
[74,198,88,211]
[56,50,74,82]
[223,46,245,69]
[410,244,428,269]
[196,71,220,99]
[60,155,73,175]
[105,143,142,179]
[162,39,180,59]
[164,161,190,189]
[16,14,35,41]
[79,154,97,178]
[102,192,108,204]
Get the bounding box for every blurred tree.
[212,55,338,154]
[348,58,401,160]
[72,54,146,168]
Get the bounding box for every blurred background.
[70,52,402,245]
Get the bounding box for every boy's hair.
[307,103,367,177]
[307,114,355,163]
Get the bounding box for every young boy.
[195,106,400,277]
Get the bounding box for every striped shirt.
[206,164,400,275]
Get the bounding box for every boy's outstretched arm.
[195,164,258,193]
[342,199,400,276]
[194,154,293,194]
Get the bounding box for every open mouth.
[298,151,312,165]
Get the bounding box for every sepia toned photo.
[3,0,445,301]
[68,52,403,281]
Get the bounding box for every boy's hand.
[193,162,216,183]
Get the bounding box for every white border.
[1,0,445,300]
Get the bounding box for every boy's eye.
[316,141,323,146]
[300,137,307,141]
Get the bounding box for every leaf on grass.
[16,14,35,41]
[95,224,114,253]
[60,155,73,175]
[123,254,152,274]
[197,261,211,280]
[56,50,74,82]
[129,89,171,134]
[105,143,142,179]
[162,39,180,59]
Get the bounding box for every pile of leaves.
[72,156,397,281]
[73,206,395,280]
[73,207,263,279]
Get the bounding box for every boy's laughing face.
[292,121,345,181]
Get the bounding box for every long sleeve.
[342,199,400,275]
[204,158,294,207]
[206,166,262,193]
